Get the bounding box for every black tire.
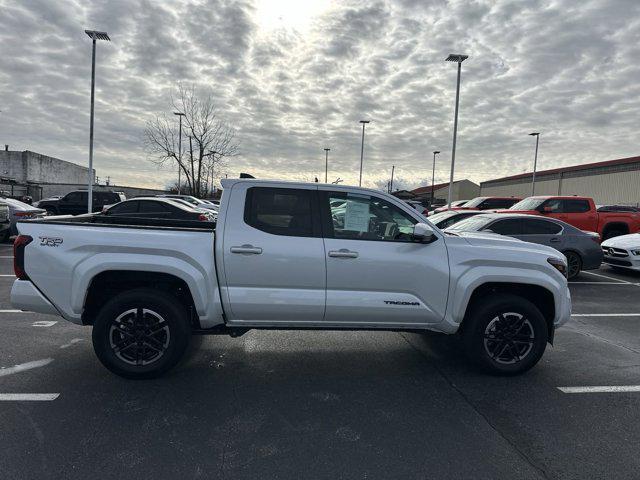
[92,288,191,379]
[603,230,624,240]
[564,251,582,280]
[0,229,10,243]
[461,294,548,375]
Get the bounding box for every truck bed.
[21,213,216,231]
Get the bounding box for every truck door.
[319,190,449,327]
[562,198,595,231]
[221,185,326,323]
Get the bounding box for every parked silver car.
[446,213,603,279]
[0,198,46,241]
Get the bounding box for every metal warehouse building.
[480,155,640,205]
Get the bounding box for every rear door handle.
[230,244,263,255]
[328,249,359,258]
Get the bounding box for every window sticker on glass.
[344,199,370,232]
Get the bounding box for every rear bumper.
[11,279,61,317]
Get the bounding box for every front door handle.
[230,244,263,255]
[328,249,359,258]
[550,237,560,243]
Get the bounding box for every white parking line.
[0,393,60,401]
[0,358,53,377]
[583,270,634,284]
[0,309,30,313]
[572,313,640,317]
[0,256,14,258]
[558,386,640,393]
[0,275,16,277]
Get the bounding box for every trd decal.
[39,236,63,247]
[384,300,420,306]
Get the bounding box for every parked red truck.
[504,196,640,239]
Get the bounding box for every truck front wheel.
[92,288,191,379]
[461,294,548,375]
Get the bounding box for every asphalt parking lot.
[1,243,640,480]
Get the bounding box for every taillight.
[198,214,208,221]
[14,235,33,280]
[14,211,32,218]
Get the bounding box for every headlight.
[547,257,568,277]
[631,249,640,256]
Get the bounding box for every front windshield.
[509,197,545,210]
[462,197,487,208]
[445,215,494,232]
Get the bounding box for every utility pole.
[431,151,440,207]
[84,29,110,213]
[529,132,540,196]
[358,120,370,186]
[324,148,330,183]
[390,165,395,193]
[174,112,185,194]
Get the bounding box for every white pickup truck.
[11,180,571,378]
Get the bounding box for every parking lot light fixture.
[324,148,330,183]
[431,151,440,206]
[359,120,370,187]
[174,112,186,194]
[445,53,468,209]
[84,29,111,213]
[529,132,540,196]
[390,165,395,192]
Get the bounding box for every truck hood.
[452,231,562,257]
[602,233,640,249]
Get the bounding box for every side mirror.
[539,205,553,213]
[413,222,437,243]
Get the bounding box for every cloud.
[0,0,638,190]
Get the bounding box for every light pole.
[358,120,370,186]
[84,29,110,213]
[205,150,219,196]
[445,53,468,209]
[529,132,540,196]
[173,112,185,194]
[390,165,395,192]
[324,148,330,183]
[431,150,440,207]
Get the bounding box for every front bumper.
[602,254,640,271]
[11,279,61,316]
[555,283,572,328]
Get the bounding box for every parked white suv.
[11,180,571,378]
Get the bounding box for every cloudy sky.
[1,0,639,191]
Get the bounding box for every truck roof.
[221,178,389,196]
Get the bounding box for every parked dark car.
[0,198,46,240]
[446,213,603,279]
[0,204,11,242]
[36,190,123,215]
[102,197,215,222]
[427,210,484,229]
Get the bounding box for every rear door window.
[521,218,562,235]
[244,187,317,237]
[107,201,139,215]
[563,199,590,213]
[139,201,174,216]
[485,219,523,235]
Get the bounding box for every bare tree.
[144,84,239,197]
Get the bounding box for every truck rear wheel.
[92,288,191,379]
[461,294,548,375]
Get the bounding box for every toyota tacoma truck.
[505,196,640,240]
[11,180,571,378]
